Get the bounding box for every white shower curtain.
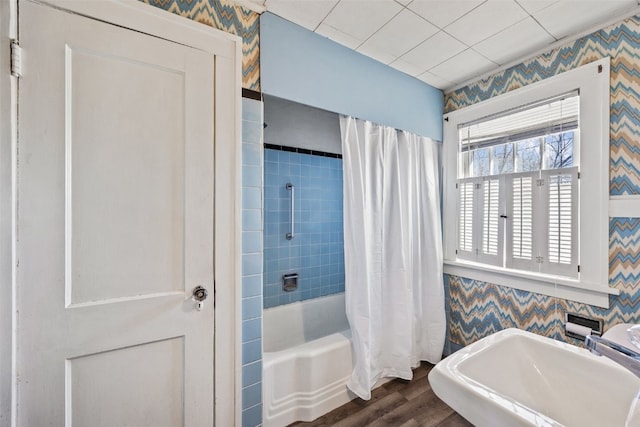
[340,115,446,400]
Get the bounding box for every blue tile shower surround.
[263,146,345,309]
[241,97,263,427]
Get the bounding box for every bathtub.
[263,293,353,427]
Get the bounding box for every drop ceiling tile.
[265,0,339,31]
[321,0,404,43]
[474,17,555,65]
[444,0,528,45]
[515,0,558,14]
[389,57,428,76]
[417,71,455,89]
[356,46,397,64]
[316,22,362,49]
[429,48,498,84]
[534,0,637,40]
[408,0,485,28]
[397,31,467,73]
[357,9,439,62]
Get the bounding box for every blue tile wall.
[241,97,263,427]
[263,148,345,308]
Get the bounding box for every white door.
[16,1,216,425]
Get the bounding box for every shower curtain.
[340,115,446,400]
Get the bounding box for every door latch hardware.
[192,286,208,311]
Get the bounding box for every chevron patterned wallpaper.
[444,15,640,348]
[142,0,260,91]
[448,218,640,347]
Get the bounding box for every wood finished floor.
[289,363,472,427]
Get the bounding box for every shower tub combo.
[262,293,353,427]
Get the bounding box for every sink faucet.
[585,335,640,378]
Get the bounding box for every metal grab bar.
[286,183,295,240]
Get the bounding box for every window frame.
[442,57,617,308]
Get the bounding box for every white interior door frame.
[0,0,17,426]
[1,1,242,425]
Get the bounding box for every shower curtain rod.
[343,114,442,144]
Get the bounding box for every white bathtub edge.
[263,329,353,427]
[264,374,354,426]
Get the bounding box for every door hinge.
[578,265,581,273]
[598,64,603,73]
[536,179,545,187]
[10,39,22,78]
[577,171,581,179]
[213,280,216,308]
[536,256,544,264]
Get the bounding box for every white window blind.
[478,178,503,266]
[482,179,500,255]
[457,180,476,260]
[512,176,533,260]
[542,167,578,277]
[456,177,504,266]
[459,92,579,152]
[505,172,536,272]
[456,93,580,280]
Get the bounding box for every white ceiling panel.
[417,71,455,89]
[474,17,555,65]
[444,0,528,46]
[264,0,339,31]
[397,31,466,73]
[316,22,362,48]
[322,0,403,43]
[356,44,397,63]
[266,0,640,91]
[429,48,497,84]
[534,0,637,39]
[408,0,484,28]
[357,9,438,62]
[515,0,558,14]
[389,57,430,76]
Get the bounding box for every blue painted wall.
[260,12,444,141]
[241,97,263,427]
[263,149,345,308]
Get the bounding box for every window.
[442,58,614,308]
[456,93,579,278]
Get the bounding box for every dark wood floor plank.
[434,412,474,427]
[332,392,407,427]
[396,375,432,401]
[287,363,468,427]
[414,393,458,427]
[368,389,452,427]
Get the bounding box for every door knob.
[193,286,208,302]
[192,286,208,310]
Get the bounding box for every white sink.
[428,328,640,427]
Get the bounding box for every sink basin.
[428,328,640,427]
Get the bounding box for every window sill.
[443,259,618,308]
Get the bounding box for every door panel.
[68,337,185,427]
[17,1,215,425]
[69,46,187,305]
